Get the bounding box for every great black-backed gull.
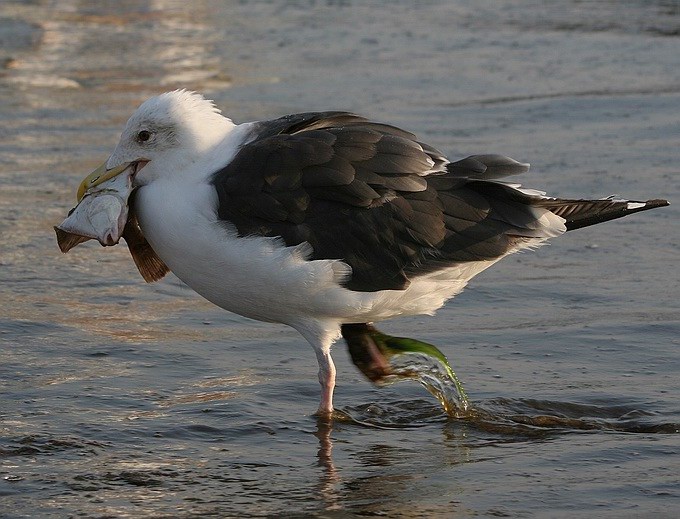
[67,90,668,415]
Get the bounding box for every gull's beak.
[77,161,132,202]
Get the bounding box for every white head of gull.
[70,90,669,416]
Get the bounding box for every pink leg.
[316,349,336,415]
[294,322,341,416]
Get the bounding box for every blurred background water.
[1,1,679,517]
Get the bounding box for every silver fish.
[55,166,170,283]
[54,170,133,253]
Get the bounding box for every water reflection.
[313,416,342,512]
[306,394,678,515]
[312,407,476,517]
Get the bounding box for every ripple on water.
[0,435,108,457]
[336,396,680,437]
[338,399,450,429]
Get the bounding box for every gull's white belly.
[135,180,363,324]
[134,180,504,326]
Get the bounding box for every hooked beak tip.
[77,160,136,202]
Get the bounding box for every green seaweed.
[368,330,470,415]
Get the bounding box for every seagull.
[73,90,668,415]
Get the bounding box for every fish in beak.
[76,161,133,202]
[55,161,139,252]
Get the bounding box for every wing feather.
[211,112,667,292]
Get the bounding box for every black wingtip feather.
[564,198,669,231]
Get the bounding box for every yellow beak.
[77,161,132,202]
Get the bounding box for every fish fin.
[122,212,170,283]
[54,226,92,253]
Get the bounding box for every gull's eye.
[137,130,151,142]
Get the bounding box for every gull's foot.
[341,323,392,382]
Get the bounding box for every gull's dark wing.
[211,112,667,292]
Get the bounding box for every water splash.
[343,326,470,417]
[376,347,470,417]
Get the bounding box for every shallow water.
[1,1,679,517]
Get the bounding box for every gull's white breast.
[135,174,506,328]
